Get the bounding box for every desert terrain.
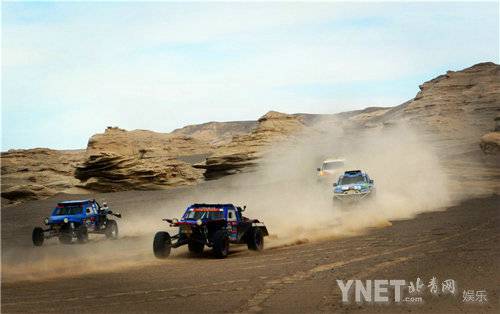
[1,63,499,313]
[1,179,499,313]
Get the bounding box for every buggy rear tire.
[32,227,44,246]
[76,225,88,244]
[188,241,204,256]
[247,228,264,251]
[58,233,72,244]
[212,230,229,259]
[105,220,118,239]
[153,231,171,259]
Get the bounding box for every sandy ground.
[1,186,498,313]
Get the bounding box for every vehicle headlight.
[341,186,349,191]
[354,185,361,190]
[63,218,69,223]
[196,219,202,226]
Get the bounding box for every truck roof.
[189,203,235,208]
[323,158,345,163]
[343,170,363,177]
[57,199,92,205]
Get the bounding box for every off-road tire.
[105,220,118,239]
[32,227,44,246]
[58,233,72,244]
[212,230,229,259]
[76,225,89,244]
[188,241,204,256]
[247,228,264,251]
[153,231,171,259]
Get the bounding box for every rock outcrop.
[75,127,211,191]
[479,116,500,155]
[365,63,500,144]
[195,111,306,179]
[85,127,213,157]
[172,121,257,146]
[1,149,84,202]
[480,132,500,155]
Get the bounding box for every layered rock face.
[195,111,306,179]
[1,149,84,202]
[172,121,257,146]
[368,63,500,145]
[85,127,213,157]
[75,127,211,192]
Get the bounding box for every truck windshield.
[339,175,365,185]
[185,210,224,220]
[53,205,83,215]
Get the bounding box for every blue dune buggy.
[333,170,375,202]
[32,199,122,246]
[153,203,269,259]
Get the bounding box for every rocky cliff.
[365,62,500,144]
[1,149,84,202]
[74,127,212,192]
[194,111,307,179]
[172,120,257,146]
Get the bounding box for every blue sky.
[2,1,499,150]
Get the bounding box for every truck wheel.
[188,241,204,256]
[213,230,229,259]
[247,228,264,251]
[32,227,44,246]
[153,231,171,259]
[76,225,88,244]
[58,233,72,244]
[105,220,118,239]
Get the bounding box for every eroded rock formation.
[195,111,307,179]
[1,149,84,202]
[172,121,257,146]
[75,127,210,191]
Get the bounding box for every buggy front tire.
[213,230,229,259]
[247,228,264,251]
[105,220,118,239]
[153,231,171,259]
[32,227,44,246]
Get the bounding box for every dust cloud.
[2,122,461,282]
[190,122,458,244]
[121,122,457,244]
